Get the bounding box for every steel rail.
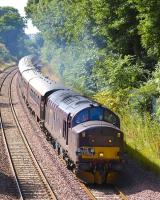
[80,182,129,200]
[114,185,129,200]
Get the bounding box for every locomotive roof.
[21,69,41,82]
[48,89,100,117]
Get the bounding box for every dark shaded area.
[0,171,20,198]
[0,102,9,108]
[19,182,46,199]
[124,144,160,175]
[2,122,15,130]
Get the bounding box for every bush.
[0,43,11,62]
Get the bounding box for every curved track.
[0,67,57,200]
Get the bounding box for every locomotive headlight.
[99,152,104,157]
[108,139,112,143]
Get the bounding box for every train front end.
[71,106,124,184]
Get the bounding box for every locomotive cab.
[71,106,124,184]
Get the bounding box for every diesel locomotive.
[18,55,124,184]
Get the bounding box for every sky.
[0,0,39,34]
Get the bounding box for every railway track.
[80,183,129,200]
[0,67,57,199]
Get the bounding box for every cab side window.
[104,109,119,127]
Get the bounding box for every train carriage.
[27,76,65,122]
[18,69,39,102]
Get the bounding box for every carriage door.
[63,121,67,144]
[66,114,71,145]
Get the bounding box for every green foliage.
[42,37,99,95]
[134,62,160,115]
[26,0,67,47]
[0,42,11,62]
[94,89,129,112]
[24,33,44,56]
[93,55,145,91]
[0,7,26,58]
[133,0,160,59]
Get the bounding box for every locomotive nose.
[79,126,123,148]
[77,125,123,161]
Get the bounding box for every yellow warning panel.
[81,147,120,160]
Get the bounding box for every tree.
[133,0,160,60]
[0,7,26,58]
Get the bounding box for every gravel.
[116,154,160,199]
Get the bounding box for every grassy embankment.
[121,111,160,174]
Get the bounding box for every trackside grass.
[121,111,160,174]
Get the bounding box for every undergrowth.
[120,111,160,174]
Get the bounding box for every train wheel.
[67,160,74,170]
[51,139,56,149]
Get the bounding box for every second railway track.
[0,67,57,200]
